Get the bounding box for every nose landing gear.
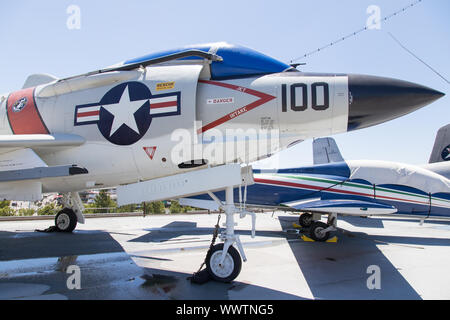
[54,192,85,232]
[55,208,78,232]
[201,186,256,283]
[298,213,313,228]
[308,213,337,242]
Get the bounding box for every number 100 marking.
[281,82,330,112]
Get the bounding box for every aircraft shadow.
[128,221,285,243]
[340,216,385,229]
[0,228,302,300]
[0,230,124,261]
[278,216,425,300]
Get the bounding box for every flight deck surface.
[1,212,449,300]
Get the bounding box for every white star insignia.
[102,85,148,137]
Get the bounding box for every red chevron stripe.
[197,80,276,134]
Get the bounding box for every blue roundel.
[74,81,181,146]
[442,145,450,161]
[97,82,152,146]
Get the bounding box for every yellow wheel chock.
[300,234,338,243]
[292,222,338,242]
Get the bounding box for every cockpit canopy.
[124,42,292,80]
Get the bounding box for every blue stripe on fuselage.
[188,172,450,218]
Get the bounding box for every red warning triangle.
[143,146,157,160]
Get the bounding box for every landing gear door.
[132,64,204,180]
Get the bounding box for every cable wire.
[388,32,450,85]
[290,0,424,63]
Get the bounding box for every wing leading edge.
[0,147,87,201]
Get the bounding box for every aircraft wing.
[179,198,221,211]
[282,198,397,216]
[0,133,85,150]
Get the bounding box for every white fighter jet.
[0,42,444,282]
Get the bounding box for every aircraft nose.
[347,74,445,131]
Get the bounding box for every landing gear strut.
[308,213,337,242]
[204,186,255,283]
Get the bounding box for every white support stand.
[117,164,256,274]
[323,212,338,233]
[62,192,85,224]
[117,164,251,206]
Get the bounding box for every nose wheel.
[308,214,337,242]
[55,208,77,232]
[206,243,242,283]
[298,213,313,228]
[309,221,330,241]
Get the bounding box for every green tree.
[0,200,11,209]
[37,203,59,216]
[147,201,165,214]
[117,204,137,213]
[0,206,14,216]
[18,208,35,216]
[83,203,96,214]
[93,190,116,213]
[169,200,182,213]
[169,200,192,214]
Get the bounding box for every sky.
[0,0,449,168]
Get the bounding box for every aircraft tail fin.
[22,74,58,89]
[313,137,345,165]
[429,124,450,163]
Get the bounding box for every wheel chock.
[301,235,315,242]
[300,235,339,243]
[326,236,338,243]
[292,223,302,229]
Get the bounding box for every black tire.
[206,243,242,283]
[55,209,77,232]
[298,213,313,228]
[309,221,330,242]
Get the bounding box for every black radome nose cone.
[348,74,445,131]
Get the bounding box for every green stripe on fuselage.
[259,173,450,205]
